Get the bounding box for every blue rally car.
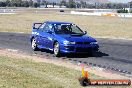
[30,21,99,56]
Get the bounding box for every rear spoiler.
[32,23,42,29]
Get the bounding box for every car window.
[39,23,46,30]
[39,23,53,32]
[71,25,83,34]
[54,24,84,34]
[44,24,53,32]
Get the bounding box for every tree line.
[0,0,132,9]
[0,0,39,8]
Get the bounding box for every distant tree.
[129,1,132,8]
[112,4,117,9]
[60,0,67,7]
[80,1,87,8]
[17,0,22,7]
[33,2,37,8]
[6,0,10,7]
[40,0,48,8]
[106,3,112,9]
[68,0,76,8]
[52,2,56,8]
[21,1,29,7]
[33,2,40,8]
[0,2,6,7]
[29,0,33,7]
[76,2,81,8]
[40,0,45,5]
[10,0,22,7]
[45,1,49,8]
[37,0,41,6]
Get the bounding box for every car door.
[38,23,54,49]
[37,23,47,48]
[43,23,54,49]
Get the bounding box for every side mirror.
[84,31,87,35]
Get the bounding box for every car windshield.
[54,24,84,35]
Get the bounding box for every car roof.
[45,21,73,24]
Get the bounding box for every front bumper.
[59,44,99,53]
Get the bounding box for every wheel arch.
[53,40,58,47]
[30,36,35,43]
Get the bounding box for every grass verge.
[0,55,79,88]
[0,54,131,88]
[0,12,132,38]
[0,55,99,88]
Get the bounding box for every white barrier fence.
[71,11,132,18]
[0,9,15,14]
[118,13,132,17]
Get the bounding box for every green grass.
[0,12,132,38]
[0,55,131,88]
[0,55,97,88]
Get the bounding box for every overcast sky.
[110,0,132,3]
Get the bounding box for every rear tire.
[31,38,38,51]
[53,42,61,57]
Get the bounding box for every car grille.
[76,47,92,52]
[64,46,75,51]
[76,42,90,44]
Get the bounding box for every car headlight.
[63,41,75,45]
[90,42,98,44]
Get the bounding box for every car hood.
[57,34,97,42]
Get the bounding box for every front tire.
[53,42,61,57]
[31,38,38,51]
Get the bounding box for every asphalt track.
[0,32,132,75]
